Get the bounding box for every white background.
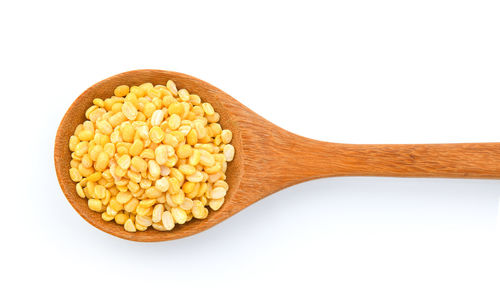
[1,1,500,307]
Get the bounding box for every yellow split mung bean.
[68,80,234,232]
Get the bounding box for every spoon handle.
[325,142,500,178]
[269,134,500,187]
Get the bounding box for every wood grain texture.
[55,69,500,242]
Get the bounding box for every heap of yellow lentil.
[68,80,234,232]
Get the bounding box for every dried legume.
[69,80,234,232]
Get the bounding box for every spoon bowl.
[55,70,249,241]
[55,69,500,241]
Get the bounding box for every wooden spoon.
[55,69,500,242]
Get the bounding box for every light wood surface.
[54,69,500,241]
